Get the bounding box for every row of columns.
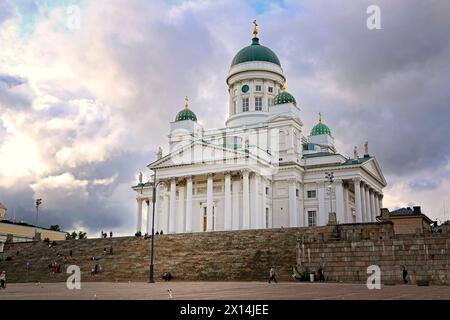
[137,176,383,232]
[137,170,270,234]
[353,178,383,223]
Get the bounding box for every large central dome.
[231,37,281,67]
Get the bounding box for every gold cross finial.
[319,112,322,123]
[253,19,258,38]
[185,96,189,109]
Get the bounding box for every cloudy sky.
[0,0,449,237]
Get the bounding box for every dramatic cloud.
[0,0,449,236]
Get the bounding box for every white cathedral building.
[132,23,387,235]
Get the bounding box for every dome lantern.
[175,96,197,122]
[311,112,331,136]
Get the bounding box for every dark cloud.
[269,0,450,177]
[0,150,150,236]
[0,75,32,110]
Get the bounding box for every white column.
[169,178,177,234]
[242,170,250,229]
[185,176,193,233]
[318,182,326,226]
[232,177,240,230]
[207,173,214,231]
[263,79,268,111]
[360,182,366,222]
[298,184,304,227]
[261,178,267,228]
[370,190,377,222]
[162,193,169,234]
[343,185,350,223]
[287,127,295,154]
[224,172,232,230]
[177,183,185,233]
[335,179,345,224]
[365,185,371,223]
[353,179,363,223]
[379,194,384,211]
[146,199,151,234]
[288,179,298,227]
[154,184,160,233]
[374,192,380,221]
[136,199,143,233]
[251,173,260,229]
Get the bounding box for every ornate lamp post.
[149,169,163,283]
[325,172,334,214]
[35,198,42,240]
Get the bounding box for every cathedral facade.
[132,23,387,235]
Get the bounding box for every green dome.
[175,108,197,122]
[311,122,331,136]
[274,91,296,106]
[231,38,281,67]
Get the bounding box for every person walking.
[402,265,408,284]
[110,231,113,238]
[268,267,277,284]
[0,271,6,289]
[318,267,325,282]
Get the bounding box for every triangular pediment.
[149,140,270,170]
[362,158,387,186]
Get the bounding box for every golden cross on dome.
[185,96,189,109]
[319,112,322,123]
[253,19,258,38]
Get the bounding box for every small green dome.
[231,38,281,67]
[311,123,331,136]
[274,91,296,106]
[175,108,197,122]
[311,113,331,136]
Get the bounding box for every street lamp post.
[35,198,42,240]
[149,169,163,283]
[325,172,334,214]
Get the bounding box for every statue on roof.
[364,141,369,155]
[353,146,358,160]
[139,172,143,184]
[157,147,163,160]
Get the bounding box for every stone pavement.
[0,282,449,300]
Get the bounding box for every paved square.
[0,282,449,300]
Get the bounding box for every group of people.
[162,272,173,281]
[44,238,58,248]
[49,261,62,274]
[101,231,113,239]
[91,264,102,275]
[135,230,164,238]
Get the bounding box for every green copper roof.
[274,91,296,106]
[311,122,331,136]
[231,37,281,67]
[175,108,197,122]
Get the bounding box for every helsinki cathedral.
[132,22,387,235]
